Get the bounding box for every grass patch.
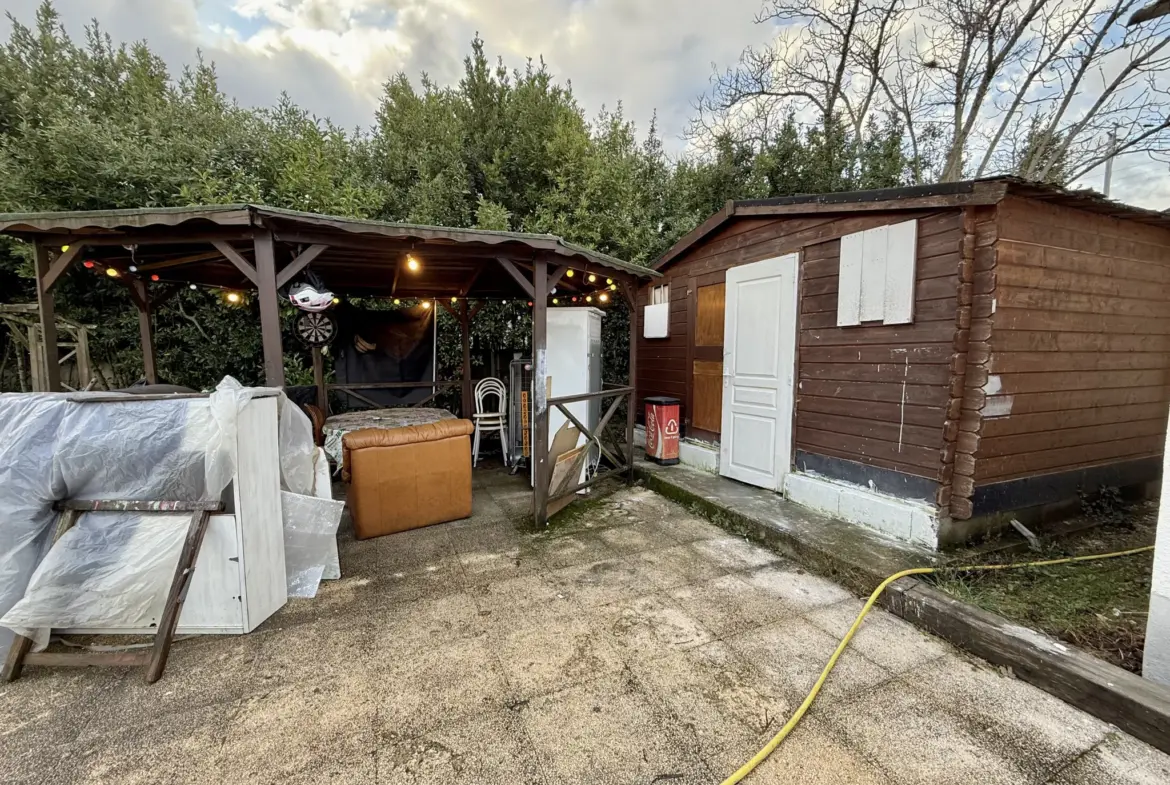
[928,503,1156,673]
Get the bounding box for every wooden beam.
[276,243,329,289]
[438,299,459,319]
[496,257,536,299]
[460,299,472,418]
[390,259,402,296]
[134,250,224,273]
[532,259,549,527]
[212,240,258,286]
[41,244,84,292]
[460,266,484,297]
[468,301,484,321]
[312,347,327,413]
[32,241,61,391]
[130,278,158,384]
[253,232,285,387]
[627,284,638,483]
[549,264,570,292]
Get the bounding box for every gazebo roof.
[0,204,657,298]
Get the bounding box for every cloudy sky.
[2,0,1166,209]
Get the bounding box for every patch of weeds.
[1079,485,1128,526]
[544,477,625,533]
[929,505,1156,673]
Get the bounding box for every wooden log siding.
[971,196,1170,486]
[637,207,965,485]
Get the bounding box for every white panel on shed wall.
[883,219,918,324]
[837,231,864,326]
[859,226,888,322]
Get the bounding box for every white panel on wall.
[837,231,864,326]
[835,219,918,327]
[644,302,670,338]
[884,220,918,324]
[859,227,887,322]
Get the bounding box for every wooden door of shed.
[689,273,726,441]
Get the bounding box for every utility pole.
[1103,125,1118,197]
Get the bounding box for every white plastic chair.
[472,377,508,468]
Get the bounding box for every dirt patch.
[928,502,1156,674]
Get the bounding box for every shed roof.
[655,176,1170,271]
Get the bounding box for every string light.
[332,297,340,304]
[225,292,242,304]
[189,284,198,290]
[150,274,160,282]
[606,278,613,285]
[585,295,593,303]
[588,273,596,283]
[451,297,458,304]
[552,298,559,305]
[609,283,617,291]
[83,260,95,269]
[571,297,578,303]
[128,265,138,272]
[61,245,70,252]
[406,255,420,272]
[599,292,609,303]
[565,269,574,278]
[421,301,431,309]
[393,298,401,305]
[527,301,534,307]
[105,267,120,278]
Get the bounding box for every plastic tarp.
[280,491,344,598]
[0,377,321,645]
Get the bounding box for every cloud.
[1,0,1165,208]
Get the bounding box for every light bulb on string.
[83,260,95,269]
[565,269,574,278]
[60,245,70,252]
[128,265,138,272]
[225,292,241,304]
[406,255,420,272]
[451,297,458,304]
[599,292,609,303]
[606,278,613,285]
[588,273,596,283]
[189,284,198,290]
[150,274,160,282]
[105,267,120,278]
[585,295,593,303]
[393,298,401,305]
[421,300,431,309]
[332,297,340,304]
[609,284,617,291]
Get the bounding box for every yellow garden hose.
[719,544,1156,785]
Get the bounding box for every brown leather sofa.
[341,419,474,539]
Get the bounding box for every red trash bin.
[644,396,680,465]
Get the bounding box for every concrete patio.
[3,468,1169,785]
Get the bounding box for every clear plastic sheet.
[277,395,315,496]
[0,377,259,646]
[0,513,190,636]
[280,491,344,598]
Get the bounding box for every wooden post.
[460,299,473,418]
[312,347,327,412]
[26,325,44,392]
[130,278,158,385]
[532,259,550,527]
[253,231,286,387]
[33,241,61,392]
[625,275,638,483]
[75,326,92,390]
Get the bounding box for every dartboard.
[295,310,337,347]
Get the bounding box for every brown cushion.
[342,419,474,450]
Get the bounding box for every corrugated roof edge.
[653,175,1170,271]
[0,203,657,279]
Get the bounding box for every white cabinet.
[63,394,287,635]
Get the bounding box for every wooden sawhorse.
[1,499,223,684]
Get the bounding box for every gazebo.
[0,205,660,524]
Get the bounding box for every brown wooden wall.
[637,208,966,487]
[968,196,1170,489]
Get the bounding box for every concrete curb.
[637,464,1170,754]
[884,578,1170,756]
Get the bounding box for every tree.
[694,0,1170,183]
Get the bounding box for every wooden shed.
[637,177,1170,548]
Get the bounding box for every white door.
[720,254,799,491]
